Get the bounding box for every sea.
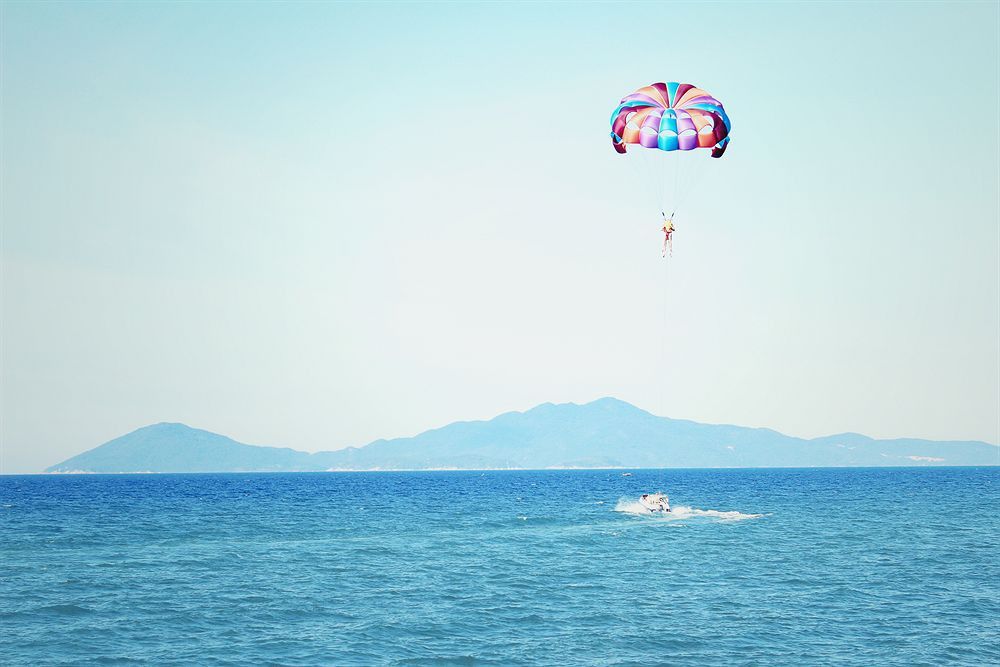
[2,467,998,666]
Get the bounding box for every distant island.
[46,397,998,473]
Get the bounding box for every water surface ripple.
[2,468,998,665]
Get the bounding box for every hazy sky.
[2,2,998,473]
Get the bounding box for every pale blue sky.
[2,2,997,473]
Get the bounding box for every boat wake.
[614,498,763,522]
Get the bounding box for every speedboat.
[621,472,633,477]
[639,493,670,513]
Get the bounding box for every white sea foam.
[614,497,763,522]
[614,498,654,515]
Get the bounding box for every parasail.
[610,82,731,256]
[610,82,731,158]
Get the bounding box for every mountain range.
[45,398,998,473]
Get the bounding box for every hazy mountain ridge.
[45,398,998,473]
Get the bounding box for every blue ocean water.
[2,467,998,666]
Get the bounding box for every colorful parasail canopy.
[610,82,731,158]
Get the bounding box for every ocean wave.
[33,604,94,616]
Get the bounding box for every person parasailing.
[609,81,731,256]
[661,211,675,257]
